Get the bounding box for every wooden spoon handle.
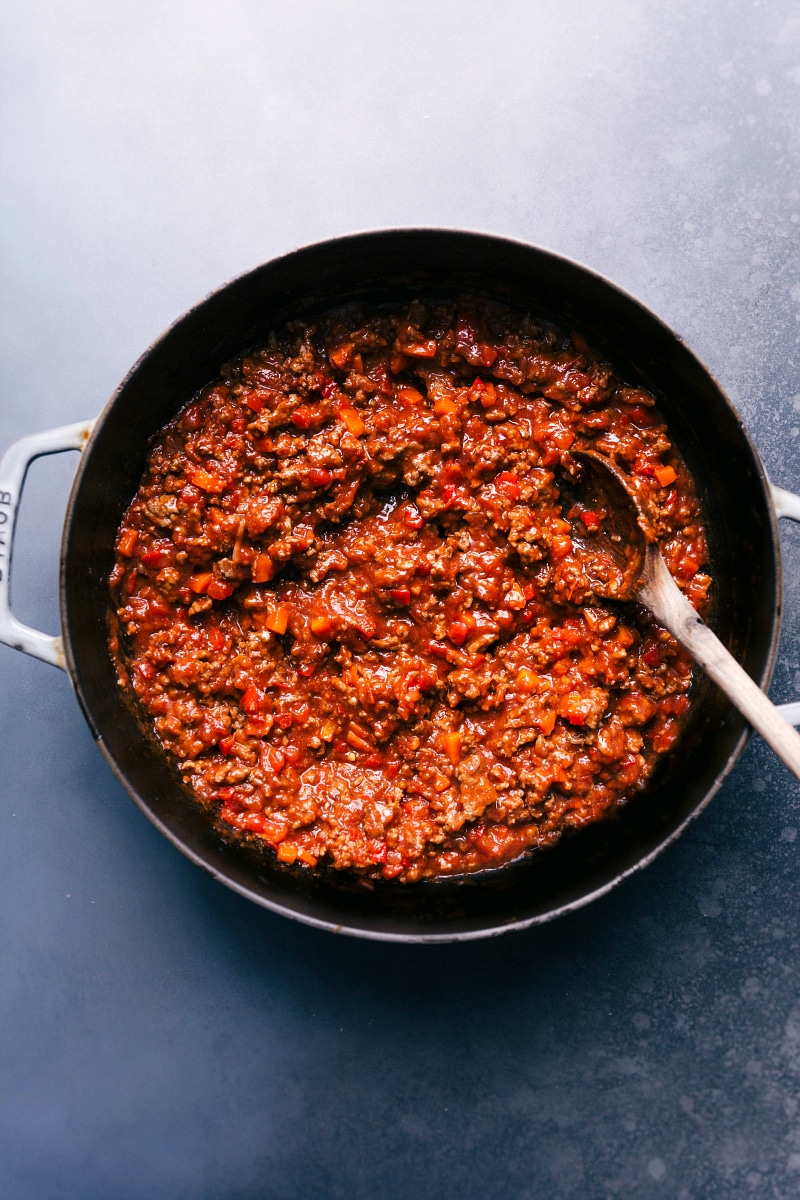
[640,547,800,780]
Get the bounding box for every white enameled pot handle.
[0,420,798,726]
[0,420,96,670]
[772,482,800,726]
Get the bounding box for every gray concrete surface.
[1,2,799,1197]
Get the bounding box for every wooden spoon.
[563,450,800,780]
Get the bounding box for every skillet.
[1,229,798,941]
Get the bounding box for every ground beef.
[109,299,710,882]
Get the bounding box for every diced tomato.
[241,685,263,714]
[447,621,469,646]
[580,509,603,532]
[207,579,234,601]
[265,746,286,773]
[352,614,376,641]
[428,640,449,659]
[495,471,521,501]
[291,407,313,429]
[307,467,332,487]
[322,378,338,399]
[627,404,654,426]
[368,362,392,395]
[389,588,411,605]
[402,505,424,530]
[134,659,156,682]
[140,546,171,568]
[219,736,235,756]
[208,625,227,651]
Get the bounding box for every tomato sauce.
[109,300,710,881]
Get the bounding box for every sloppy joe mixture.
[109,300,710,882]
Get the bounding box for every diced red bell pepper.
[495,471,521,501]
[404,339,437,358]
[264,604,290,635]
[396,385,424,407]
[252,553,274,584]
[241,685,264,714]
[291,407,313,429]
[188,466,226,493]
[117,529,139,557]
[402,505,424,530]
[447,621,469,646]
[654,465,677,487]
[266,746,286,773]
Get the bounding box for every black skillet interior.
[61,230,780,940]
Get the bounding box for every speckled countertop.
[1,3,799,1197]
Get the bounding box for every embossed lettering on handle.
[0,421,96,669]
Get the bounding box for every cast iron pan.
[0,230,791,940]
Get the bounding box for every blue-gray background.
[1,2,799,1197]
